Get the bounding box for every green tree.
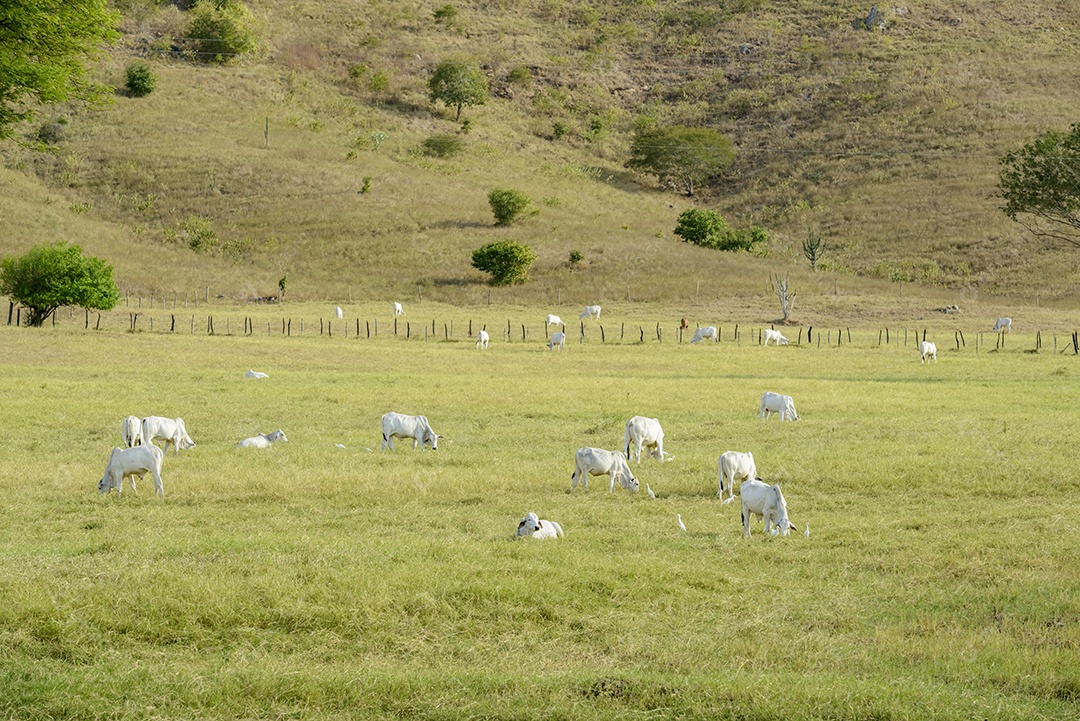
[627,125,735,196]
[186,0,260,65]
[674,209,767,252]
[0,0,120,140]
[471,241,537,286]
[487,188,537,226]
[428,60,488,120]
[0,242,119,326]
[125,62,156,97]
[999,123,1080,247]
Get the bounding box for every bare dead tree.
[802,229,826,271]
[770,273,796,322]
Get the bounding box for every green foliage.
[428,60,488,120]
[368,70,389,94]
[802,228,826,270]
[674,209,766,252]
[471,240,537,285]
[125,62,156,97]
[186,0,260,64]
[421,134,464,158]
[487,188,537,226]
[507,65,532,86]
[627,125,735,196]
[568,249,584,267]
[551,121,568,140]
[999,122,1080,246]
[0,0,120,139]
[165,214,218,252]
[360,176,372,194]
[432,4,458,25]
[0,242,119,326]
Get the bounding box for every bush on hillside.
[471,240,537,286]
[186,1,259,64]
[125,62,156,97]
[674,209,767,252]
[487,188,537,226]
[421,134,464,158]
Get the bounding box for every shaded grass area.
[0,321,1078,719]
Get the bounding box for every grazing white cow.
[334,306,343,319]
[98,444,164,497]
[718,450,757,504]
[392,302,405,316]
[571,447,639,493]
[121,415,142,448]
[763,329,789,346]
[381,412,438,451]
[245,369,269,379]
[141,416,196,454]
[759,392,799,421]
[920,341,937,364]
[740,479,795,538]
[516,512,564,539]
[579,305,601,321]
[548,331,566,350]
[546,314,564,326]
[689,326,717,343]
[475,329,490,349]
[993,317,1012,333]
[238,429,288,448]
[624,416,665,463]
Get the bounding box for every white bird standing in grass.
[805,523,811,538]
[647,484,656,499]
[677,514,686,532]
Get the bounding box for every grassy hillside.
[2,0,1080,310]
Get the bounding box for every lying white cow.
[759,392,799,421]
[690,326,717,343]
[381,412,438,451]
[763,328,789,346]
[546,314,564,326]
[141,416,196,454]
[579,305,601,321]
[993,317,1012,333]
[548,331,565,350]
[571,447,639,493]
[516,512,564,539]
[238,429,288,448]
[741,479,795,537]
[98,444,164,497]
[392,302,405,316]
[121,415,142,448]
[920,341,937,364]
[624,416,665,463]
[475,329,490,349]
[334,306,343,319]
[245,369,269,379]
[718,450,756,504]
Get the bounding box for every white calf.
[920,341,937,364]
[516,512,564,539]
[238,429,288,448]
[759,392,799,421]
[718,450,756,504]
[381,412,438,451]
[689,326,717,343]
[548,331,566,350]
[98,444,164,497]
[334,306,343,319]
[993,317,1012,333]
[624,416,665,463]
[141,416,196,454]
[245,369,269,379]
[546,314,564,326]
[763,328,789,346]
[121,415,142,448]
[476,329,490,349]
[392,302,405,316]
[571,447,639,493]
[579,305,601,321]
[741,479,795,537]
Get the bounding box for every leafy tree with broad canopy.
[471,241,537,286]
[0,0,120,140]
[428,60,488,120]
[999,123,1080,247]
[0,242,120,326]
[628,125,735,197]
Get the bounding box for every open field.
[1,308,1078,720]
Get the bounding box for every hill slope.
[2,0,1079,308]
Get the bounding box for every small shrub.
[488,189,537,226]
[422,134,464,158]
[348,63,368,81]
[125,62,156,97]
[507,65,532,86]
[36,121,68,145]
[569,250,583,267]
[369,70,389,94]
[166,215,218,253]
[552,121,568,140]
[433,4,458,25]
[186,1,260,64]
[471,240,537,285]
[360,177,372,194]
[674,209,767,252]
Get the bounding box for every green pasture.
[0,309,1077,720]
